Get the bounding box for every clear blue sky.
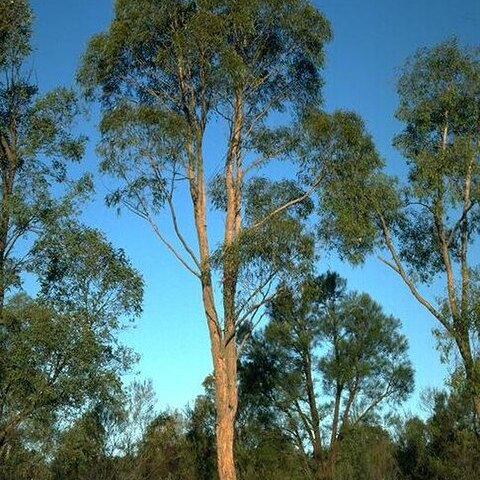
[29,0,480,414]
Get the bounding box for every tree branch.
[248,173,324,231]
[377,214,444,326]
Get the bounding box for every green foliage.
[236,424,306,480]
[0,9,89,302]
[79,9,333,479]
[0,291,135,448]
[135,410,198,480]
[77,3,335,358]
[383,39,480,419]
[78,0,331,265]
[31,224,143,324]
[186,384,217,480]
[240,272,413,477]
[394,38,480,279]
[335,424,399,480]
[79,0,331,112]
[0,8,145,478]
[318,291,414,408]
[0,0,32,67]
[78,0,332,183]
[395,38,480,170]
[52,409,107,480]
[300,109,401,264]
[0,440,52,480]
[396,389,480,480]
[250,272,413,414]
[0,226,143,471]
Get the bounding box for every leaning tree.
[313,40,480,421]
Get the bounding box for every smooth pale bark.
[188,89,243,478]
[213,343,238,480]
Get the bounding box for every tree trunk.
[303,352,324,480]
[465,360,480,421]
[198,256,238,480]
[210,87,243,480]
[473,394,480,421]
[213,347,237,480]
[0,133,15,316]
[186,82,243,480]
[316,458,335,480]
[455,334,480,421]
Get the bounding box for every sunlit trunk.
[213,344,238,480]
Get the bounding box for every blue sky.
[29,0,480,414]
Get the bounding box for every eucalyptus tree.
[387,40,480,418]
[311,39,480,420]
[241,273,413,480]
[79,1,334,478]
[0,0,88,310]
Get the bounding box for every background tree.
[313,39,480,421]
[334,424,399,480]
[395,387,480,480]
[52,408,109,480]
[78,1,333,478]
[0,226,143,470]
[0,0,89,311]
[0,2,147,476]
[186,377,217,480]
[134,410,198,480]
[241,272,413,480]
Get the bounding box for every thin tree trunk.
[0,132,16,315]
[457,335,480,420]
[210,88,244,480]
[303,352,324,480]
[189,141,240,480]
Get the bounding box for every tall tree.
[0,2,145,475]
[389,40,480,419]
[241,273,413,480]
[79,1,333,478]
[314,39,480,420]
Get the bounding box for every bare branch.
[144,151,201,270]
[121,185,201,278]
[377,214,444,326]
[236,269,278,319]
[447,200,476,247]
